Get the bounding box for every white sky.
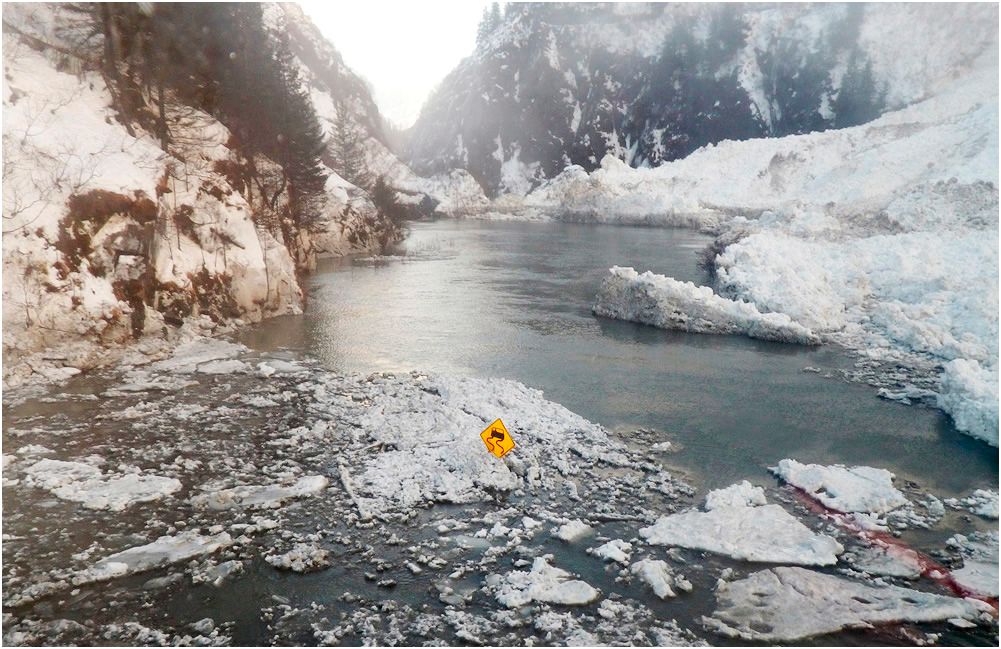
[299,0,492,130]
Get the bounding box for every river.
[3,218,997,646]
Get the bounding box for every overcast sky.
[300,0,492,129]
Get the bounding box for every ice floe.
[947,532,999,597]
[555,520,593,542]
[945,489,999,519]
[265,543,331,573]
[486,556,600,607]
[22,458,181,511]
[703,566,990,641]
[73,531,233,585]
[772,459,909,514]
[640,489,842,565]
[190,475,329,510]
[630,558,690,599]
[591,539,633,564]
[593,267,819,344]
[703,480,767,510]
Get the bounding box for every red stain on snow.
[787,485,998,614]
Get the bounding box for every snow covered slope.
[528,27,999,445]
[408,3,996,196]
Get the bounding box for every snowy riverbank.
[3,338,997,645]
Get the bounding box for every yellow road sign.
[480,419,515,458]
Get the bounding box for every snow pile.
[947,532,999,598]
[265,543,331,573]
[630,559,690,599]
[486,556,600,608]
[703,566,989,642]
[640,482,843,566]
[771,459,909,514]
[73,531,232,586]
[593,267,820,344]
[22,458,180,511]
[703,480,768,510]
[190,475,328,511]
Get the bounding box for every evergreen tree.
[329,99,372,189]
[832,49,884,128]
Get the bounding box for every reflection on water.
[243,219,998,497]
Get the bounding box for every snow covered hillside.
[524,26,999,445]
[1,3,462,385]
[407,3,997,196]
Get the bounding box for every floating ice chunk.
[703,566,987,642]
[640,504,842,566]
[265,543,330,573]
[150,338,248,374]
[593,267,820,344]
[947,532,999,597]
[555,520,593,542]
[846,544,923,579]
[592,539,632,564]
[630,559,681,599]
[195,359,249,374]
[772,459,909,514]
[944,489,999,519]
[75,531,232,585]
[23,459,180,511]
[190,475,328,510]
[704,480,767,510]
[487,556,600,608]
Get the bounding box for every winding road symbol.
[480,418,515,458]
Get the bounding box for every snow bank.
[640,484,842,566]
[593,267,820,344]
[771,459,909,514]
[190,475,328,510]
[703,566,989,642]
[486,556,600,608]
[523,38,999,443]
[22,458,180,511]
[74,531,232,585]
[937,360,999,446]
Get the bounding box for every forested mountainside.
[406,3,997,196]
[1,2,464,384]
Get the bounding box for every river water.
[3,218,997,646]
[244,220,997,498]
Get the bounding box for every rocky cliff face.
[406,3,997,196]
[0,2,429,384]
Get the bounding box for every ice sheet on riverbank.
[771,459,909,514]
[703,566,989,642]
[593,267,819,344]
